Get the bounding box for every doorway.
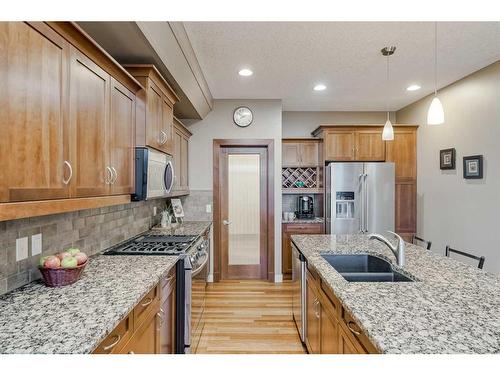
[213,139,275,282]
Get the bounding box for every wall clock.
[233,106,253,127]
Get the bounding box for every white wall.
[397,61,500,274]
[186,99,283,281]
[282,111,396,137]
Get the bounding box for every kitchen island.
[292,234,500,354]
[0,221,211,354]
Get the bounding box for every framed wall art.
[463,155,483,179]
[440,148,456,170]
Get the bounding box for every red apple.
[39,256,50,267]
[74,252,88,265]
[43,256,61,269]
[56,252,71,261]
[61,256,78,269]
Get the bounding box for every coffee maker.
[296,195,314,219]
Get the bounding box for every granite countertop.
[150,220,212,236]
[291,234,500,354]
[0,221,212,354]
[282,217,325,224]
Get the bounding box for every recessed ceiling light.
[238,68,253,77]
[407,84,421,91]
[313,84,327,91]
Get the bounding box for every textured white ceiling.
[184,22,500,111]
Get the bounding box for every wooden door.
[282,223,324,279]
[180,134,189,190]
[324,131,355,161]
[354,130,385,161]
[320,305,339,354]
[282,142,301,167]
[385,129,416,180]
[69,46,110,197]
[145,80,163,151]
[172,129,182,191]
[0,22,70,203]
[109,78,135,195]
[122,311,160,354]
[220,147,269,280]
[306,275,321,354]
[300,143,319,166]
[161,97,174,155]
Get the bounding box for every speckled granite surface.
[291,234,500,354]
[0,221,211,354]
[282,217,325,224]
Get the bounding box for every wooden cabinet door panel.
[160,274,176,354]
[306,274,321,354]
[180,135,189,190]
[355,130,385,161]
[395,182,416,234]
[161,98,174,155]
[324,131,354,161]
[172,129,182,191]
[282,143,301,167]
[0,22,70,203]
[122,308,160,354]
[69,47,110,197]
[320,306,339,354]
[110,78,135,195]
[338,325,360,354]
[145,80,163,151]
[386,130,417,180]
[300,143,319,166]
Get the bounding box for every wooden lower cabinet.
[306,266,378,354]
[282,223,324,279]
[94,269,176,355]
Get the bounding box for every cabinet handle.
[111,166,118,184]
[141,297,153,307]
[157,312,164,328]
[347,321,361,336]
[62,161,73,185]
[105,166,113,185]
[102,334,121,351]
[314,299,320,319]
[129,351,135,355]
[159,130,168,145]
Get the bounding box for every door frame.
[213,139,275,282]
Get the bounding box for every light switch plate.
[206,204,212,213]
[31,233,42,256]
[16,237,29,261]
[153,206,157,216]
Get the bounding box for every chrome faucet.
[369,231,406,267]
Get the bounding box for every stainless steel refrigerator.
[326,162,395,234]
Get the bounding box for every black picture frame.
[463,155,483,179]
[440,148,456,170]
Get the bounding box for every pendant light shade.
[382,114,394,141]
[427,22,444,125]
[427,96,445,125]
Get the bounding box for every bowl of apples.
[38,248,88,287]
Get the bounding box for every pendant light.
[381,46,396,141]
[427,22,444,125]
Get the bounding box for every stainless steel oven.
[132,147,174,201]
[184,230,209,353]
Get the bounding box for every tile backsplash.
[180,190,213,222]
[0,199,166,295]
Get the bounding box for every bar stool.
[412,235,432,250]
[445,246,485,269]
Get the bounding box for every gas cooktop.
[104,234,197,256]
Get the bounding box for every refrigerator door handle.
[358,174,364,233]
[363,173,368,233]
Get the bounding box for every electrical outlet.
[153,206,157,216]
[206,204,212,213]
[16,237,29,261]
[31,233,42,256]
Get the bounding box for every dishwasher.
[291,243,307,343]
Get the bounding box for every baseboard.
[207,274,214,283]
[274,273,283,283]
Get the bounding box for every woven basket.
[39,261,87,287]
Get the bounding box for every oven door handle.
[191,253,209,277]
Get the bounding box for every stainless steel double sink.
[321,254,414,282]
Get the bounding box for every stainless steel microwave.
[132,147,174,201]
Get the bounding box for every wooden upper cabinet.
[282,140,320,167]
[109,78,136,195]
[172,118,191,194]
[386,129,417,180]
[354,130,385,161]
[69,47,110,198]
[0,22,70,203]
[124,65,179,156]
[324,131,355,161]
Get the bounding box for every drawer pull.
[102,334,121,351]
[141,297,153,307]
[347,321,361,336]
[157,311,164,328]
[129,351,135,354]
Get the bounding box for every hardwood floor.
[195,280,306,354]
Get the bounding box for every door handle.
[223,220,230,225]
[62,161,73,185]
[105,166,113,185]
[111,166,118,184]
